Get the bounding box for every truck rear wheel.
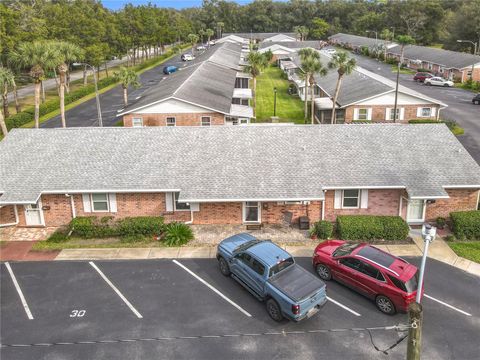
[266,299,284,322]
[218,257,231,276]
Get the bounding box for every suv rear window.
[269,257,294,277]
[388,271,419,293]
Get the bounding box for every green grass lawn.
[255,66,305,123]
[448,241,480,263]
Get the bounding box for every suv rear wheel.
[266,299,284,322]
[315,264,332,281]
[376,295,396,315]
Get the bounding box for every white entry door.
[407,200,425,223]
[24,201,44,226]
[243,202,261,223]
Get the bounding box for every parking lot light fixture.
[417,223,437,303]
[273,87,277,116]
[457,40,478,79]
[81,63,103,127]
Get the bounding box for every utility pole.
[393,62,400,122]
[407,302,423,360]
[83,63,103,127]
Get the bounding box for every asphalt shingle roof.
[1,125,478,204]
[329,33,390,49]
[223,33,297,41]
[259,41,322,50]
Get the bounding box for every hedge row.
[450,210,480,240]
[336,215,409,241]
[309,220,334,239]
[5,76,117,130]
[70,216,165,238]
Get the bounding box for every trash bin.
[299,216,310,230]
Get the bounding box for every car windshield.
[333,243,360,258]
[269,257,294,277]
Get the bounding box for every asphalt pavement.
[1,257,478,359]
[39,47,208,129]
[347,52,480,164]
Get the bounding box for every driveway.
[347,53,480,164]
[1,257,478,359]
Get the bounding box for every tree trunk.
[83,65,88,86]
[123,86,128,106]
[53,68,60,95]
[2,85,9,118]
[0,106,8,137]
[59,69,66,128]
[310,82,315,124]
[331,75,343,124]
[66,64,71,94]
[34,80,41,128]
[252,76,257,116]
[304,76,308,121]
[13,81,21,113]
[105,61,109,77]
[133,48,136,66]
[41,80,46,103]
[400,45,405,66]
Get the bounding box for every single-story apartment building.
[223,32,297,43]
[259,41,324,61]
[282,52,447,123]
[119,42,253,127]
[1,125,478,230]
[329,33,397,53]
[387,45,480,83]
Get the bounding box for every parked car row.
[217,234,421,322]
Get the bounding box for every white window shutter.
[385,108,390,120]
[109,193,117,213]
[367,108,372,120]
[190,202,200,212]
[334,190,342,209]
[400,108,405,120]
[416,107,422,117]
[82,194,91,213]
[353,108,359,120]
[165,192,174,212]
[360,190,369,209]
[431,107,436,117]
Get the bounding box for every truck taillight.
[292,304,300,315]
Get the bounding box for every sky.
[101,0,254,10]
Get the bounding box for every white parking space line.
[424,294,472,317]
[172,260,252,318]
[326,296,361,317]
[4,262,34,320]
[89,262,143,319]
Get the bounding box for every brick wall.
[0,205,16,225]
[262,201,322,224]
[123,112,225,127]
[344,104,439,123]
[425,189,479,221]
[323,189,402,222]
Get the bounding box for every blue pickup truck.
[217,233,327,322]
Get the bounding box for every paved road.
[1,257,478,359]
[40,47,209,129]
[346,52,480,164]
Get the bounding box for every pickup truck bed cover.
[268,264,325,302]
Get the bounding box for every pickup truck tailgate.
[268,264,325,302]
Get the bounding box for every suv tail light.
[292,304,300,315]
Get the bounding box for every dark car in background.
[473,94,480,105]
[413,72,433,82]
[163,65,178,75]
[313,240,420,315]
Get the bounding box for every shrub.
[70,216,118,238]
[46,230,69,243]
[309,220,334,239]
[163,222,194,246]
[444,234,456,242]
[408,119,441,124]
[450,210,480,240]
[117,216,165,237]
[436,217,446,229]
[336,215,409,241]
[417,68,431,73]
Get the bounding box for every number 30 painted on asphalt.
[70,310,86,317]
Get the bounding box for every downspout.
[321,191,326,221]
[185,204,194,224]
[66,194,76,219]
[399,195,403,217]
[436,105,446,121]
[0,205,19,227]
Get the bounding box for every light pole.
[417,223,436,303]
[392,61,400,122]
[273,87,277,116]
[82,63,103,127]
[457,40,478,81]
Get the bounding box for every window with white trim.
[166,117,176,126]
[91,193,109,212]
[342,190,360,208]
[201,116,211,126]
[356,108,368,120]
[174,192,190,211]
[132,117,143,127]
[388,108,400,121]
[420,107,432,117]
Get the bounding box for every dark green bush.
[450,210,480,240]
[436,217,446,229]
[117,216,165,237]
[46,230,69,243]
[336,215,409,241]
[70,216,118,238]
[444,234,456,242]
[309,220,334,239]
[163,222,194,246]
[408,119,441,124]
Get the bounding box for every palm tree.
[298,48,320,120]
[294,26,309,41]
[216,22,224,39]
[55,42,84,128]
[205,29,214,46]
[0,106,7,137]
[396,35,415,66]
[187,33,199,55]
[9,41,61,128]
[243,51,268,115]
[114,67,141,106]
[199,29,206,44]
[0,67,16,118]
[328,51,356,124]
[304,57,327,124]
[380,28,394,61]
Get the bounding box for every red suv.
[313,241,420,314]
[413,72,433,82]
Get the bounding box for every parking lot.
[1,257,479,360]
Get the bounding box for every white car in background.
[196,45,206,51]
[181,53,195,61]
[424,76,454,87]
[323,48,336,55]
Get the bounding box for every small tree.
[243,51,268,115]
[263,49,274,62]
[310,18,329,39]
[114,67,141,106]
[216,21,224,39]
[328,51,356,124]
[205,28,214,45]
[380,28,394,62]
[0,67,16,118]
[294,25,309,41]
[187,33,199,55]
[396,34,415,66]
